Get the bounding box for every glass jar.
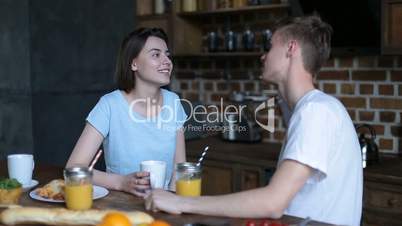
[224,30,238,51]
[63,166,93,210]
[154,0,165,14]
[175,162,202,197]
[182,0,197,12]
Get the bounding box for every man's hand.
[145,189,183,214]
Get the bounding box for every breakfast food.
[35,179,65,200]
[98,212,132,226]
[0,207,154,225]
[0,178,22,205]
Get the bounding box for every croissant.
[35,179,65,200]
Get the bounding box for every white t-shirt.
[278,89,363,226]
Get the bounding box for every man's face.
[260,32,289,84]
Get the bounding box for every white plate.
[22,179,39,192]
[29,185,109,203]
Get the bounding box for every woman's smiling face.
[132,36,172,87]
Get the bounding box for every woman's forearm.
[92,169,124,191]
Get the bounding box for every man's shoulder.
[309,90,340,104]
[299,90,344,113]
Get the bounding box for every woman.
[66,28,187,197]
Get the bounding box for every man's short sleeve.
[86,96,110,138]
[281,102,337,183]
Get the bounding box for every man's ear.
[131,61,138,71]
[286,40,297,58]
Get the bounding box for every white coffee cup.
[7,154,35,186]
[140,160,166,189]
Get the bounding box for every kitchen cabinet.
[362,156,402,226]
[381,0,402,54]
[188,158,272,195]
[186,136,281,195]
[201,161,233,195]
[135,0,289,56]
[187,158,274,195]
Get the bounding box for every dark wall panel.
[32,92,103,166]
[0,0,33,159]
[0,95,33,159]
[0,0,135,165]
[29,0,134,166]
[29,0,134,92]
[0,0,31,91]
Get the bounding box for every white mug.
[7,154,35,186]
[140,160,166,189]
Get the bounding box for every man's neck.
[278,67,315,110]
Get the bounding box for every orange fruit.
[98,212,132,226]
[149,220,171,226]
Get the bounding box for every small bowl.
[0,187,22,204]
[0,178,23,205]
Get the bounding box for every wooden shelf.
[174,52,265,57]
[137,13,169,21]
[177,4,289,17]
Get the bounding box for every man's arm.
[146,159,313,218]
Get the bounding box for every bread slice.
[0,207,154,225]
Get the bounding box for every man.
[145,15,363,226]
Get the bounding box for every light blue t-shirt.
[86,89,187,186]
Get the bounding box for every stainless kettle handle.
[355,123,376,139]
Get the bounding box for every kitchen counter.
[364,154,402,184]
[186,136,282,168]
[186,136,402,181]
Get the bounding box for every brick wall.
[171,55,402,154]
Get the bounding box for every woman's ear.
[131,61,138,71]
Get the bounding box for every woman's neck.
[124,81,163,118]
[131,85,161,101]
[128,76,162,100]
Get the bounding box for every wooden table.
[0,161,332,226]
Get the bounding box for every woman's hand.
[145,189,183,214]
[120,171,151,197]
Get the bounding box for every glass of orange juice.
[63,166,93,210]
[175,162,201,197]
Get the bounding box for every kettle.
[355,124,379,168]
[221,92,263,142]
